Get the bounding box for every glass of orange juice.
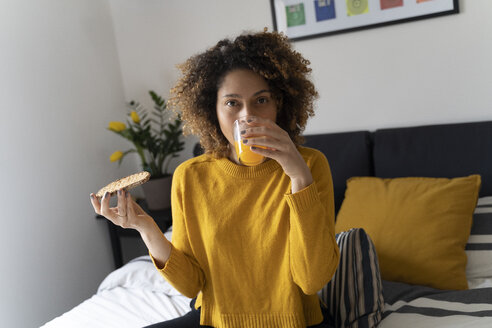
[233,117,265,166]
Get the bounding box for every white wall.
[303,0,492,133]
[0,1,138,327]
[109,0,492,137]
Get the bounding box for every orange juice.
[234,140,265,166]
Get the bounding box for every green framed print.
[270,0,459,41]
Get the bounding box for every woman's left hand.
[241,116,313,193]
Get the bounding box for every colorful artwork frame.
[270,0,459,41]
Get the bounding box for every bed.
[43,120,492,327]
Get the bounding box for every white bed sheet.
[42,286,190,328]
[42,254,191,327]
[42,229,191,328]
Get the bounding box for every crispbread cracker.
[96,171,151,198]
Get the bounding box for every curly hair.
[169,28,319,158]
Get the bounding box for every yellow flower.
[110,151,123,162]
[108,121,126,132]
[131,111,140,123]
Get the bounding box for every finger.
[241,117,290,144]
[117,189,127,216]
[100,208,121,227]
[100,191,113,218]
[250,145,280,160]
[89,193,101,214]
[241,125,285,140]
[126,191,137,217]
[243,136,283,152]
[243,116,279,129]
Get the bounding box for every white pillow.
[164,225,172,242]
[466,196,492,281]
[98,226,180,295]
[468,277,492,289]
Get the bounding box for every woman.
[90,29,339,328]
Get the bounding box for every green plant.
[108,90,185,179]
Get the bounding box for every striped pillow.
[466,196,492,282]
[319,228,384,328]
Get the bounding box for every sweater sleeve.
[149,166,205,298]
[285,151,340,295]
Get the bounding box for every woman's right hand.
[90,189,152,232]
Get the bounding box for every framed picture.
[270,0,459,41]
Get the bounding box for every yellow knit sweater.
[150,146,339,328]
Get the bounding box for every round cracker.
[96,171,151,199]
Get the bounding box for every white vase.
[141,175,172,210]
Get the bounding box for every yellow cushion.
[335,175,481,290]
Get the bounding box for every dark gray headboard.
[304,120,492,212]
[373,121,492,197]
[304,131,373,213]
